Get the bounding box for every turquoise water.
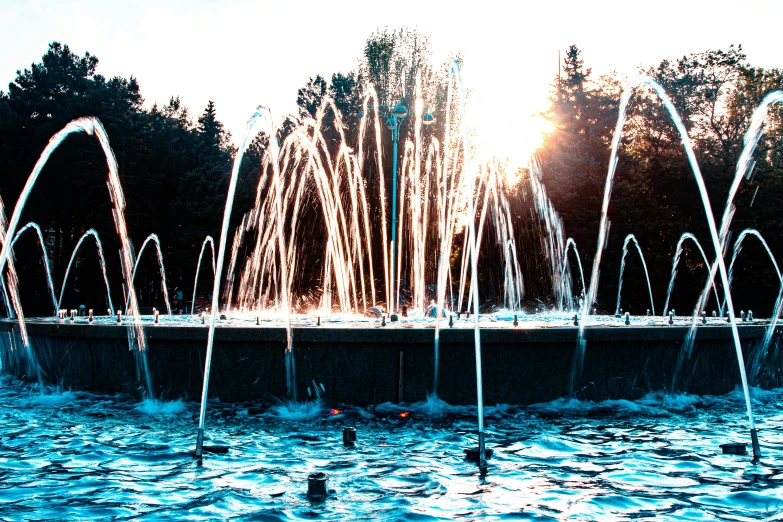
[0,375,781,520]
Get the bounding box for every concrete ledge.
[0,319,772,343]
[0,319,779,405]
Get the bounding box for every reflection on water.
[0,375,781,520]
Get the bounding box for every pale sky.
[1,0,781,166]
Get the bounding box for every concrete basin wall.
[0,320,779,405]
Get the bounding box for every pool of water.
[1,375,781,520]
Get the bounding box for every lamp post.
[360,101,435,312]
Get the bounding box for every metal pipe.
[390,122,399,313]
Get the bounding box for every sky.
[1,0,781,167]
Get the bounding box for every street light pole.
[361,101,434,313]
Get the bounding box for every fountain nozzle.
[748,310,754,321]
[573,314,578,326]
[751,428,761,461]
[741,310,746,321]
[702,311,707,324]
[88,309,94,323]
[116,311,122,324]
[342,426,357,447]
[668,311,674,325]
[646,309,650,316]
[381,315,386,327]
[256,316,260,325]
[513,314,518,327]
[70,309,75,322]
[307,472,329,500]
[449,315,454,328]
[154,310,160,324]
[712,310,717,317]
[402,305,408,318]
[625,312,630,325]
[317,316,321,326]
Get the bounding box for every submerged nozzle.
[342,426,357,447]
[751,428,761,461]
[464,431,491,472]
[390,314,398,322]
[307,472,329,500]
[513,314,518,327]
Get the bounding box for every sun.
[472,112,554,180]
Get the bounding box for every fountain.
[128,233,172,315]
[614,234,655,316]
[8,222,57,312]
[191,236,215,314]
[722,228,781,315]
[662,232,720,317]
[571,75,762,460]
[58,229,115,315]
[0,74,779,471]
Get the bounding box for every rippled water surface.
[0,376,781,520]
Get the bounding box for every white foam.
[27,388,76,408]
[265,399,323,420]
[136,398,187,416]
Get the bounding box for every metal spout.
[307,472,329,500]
[342,426,357,447]
[751,428,761,461]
